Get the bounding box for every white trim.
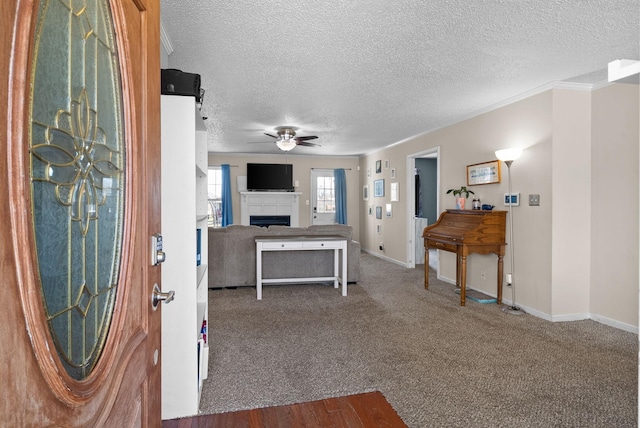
[362,249,410,267]
[363,80,612,157]
[433,272,637,333]
[551,81,594,91]
[589,314,638,334]
[406,146,440,269]
[160,20,174,56]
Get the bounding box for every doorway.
[405,147,440,269]
[310,168,337,225]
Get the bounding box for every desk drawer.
[261,241,303,250]
[425,239,457,253]
[302,240,339,249]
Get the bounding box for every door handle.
[152,283,175,309]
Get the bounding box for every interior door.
[311,169,337,225]
[0,1,162,426]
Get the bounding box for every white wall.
[551,89,592,318]
[358,83,638,329]
[361,90,554,312]
[590,83,639,328]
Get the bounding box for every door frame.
[405,146,440,269]
[310,168,337,225]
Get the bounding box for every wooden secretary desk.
[422,209,507,306]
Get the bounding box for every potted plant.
[446,186,475,210]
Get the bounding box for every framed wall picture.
[390,167,396,179]
[375,160,382,174]
[374,179,384,197]
[390,182,399,202]
[376,206,382,219]
[467,160,501,185]
[384,159,390,169]
[385,203,392,217]
[368,204,373,216]
[363,184,369,201]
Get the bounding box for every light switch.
[503,193,520,206]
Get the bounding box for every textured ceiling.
[160,0,639,156]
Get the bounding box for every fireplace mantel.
[240,192,301,227]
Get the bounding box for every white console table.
[255,235,348,300]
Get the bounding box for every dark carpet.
[200,252,637,427]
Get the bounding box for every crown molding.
[364,79,617,157]
[160,20,174,56]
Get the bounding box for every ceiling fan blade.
[247,141,274,144]
[295,135,318,141]
[297,141,320,147]
[264,133,279,139]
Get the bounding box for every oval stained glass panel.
[29,0,125,380]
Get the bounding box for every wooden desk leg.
[459,254,467,306]
[497,253,504,304]
[455,253,461,289]
[424,246,429,289]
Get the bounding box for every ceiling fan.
[250,126,320,152]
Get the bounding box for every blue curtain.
[334,168,347,224]
[221,164,233,226]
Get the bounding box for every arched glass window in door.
[29,0,125,380]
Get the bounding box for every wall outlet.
[529,194,540,206]
[481,271,486,280]
[379,242,384,251]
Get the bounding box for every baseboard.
[589,314,638,334]
[431,275,638,333]
[362,249,408,267]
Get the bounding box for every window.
[316,176,335,213]
[208,167,222,227]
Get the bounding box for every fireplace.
[250,215,291,227]
[241,191,301,227]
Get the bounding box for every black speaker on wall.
[161,68,202,102]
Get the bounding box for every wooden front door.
[0,0,162,426]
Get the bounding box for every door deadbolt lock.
[151,233,166,265]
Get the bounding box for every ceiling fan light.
[276,139,296,151]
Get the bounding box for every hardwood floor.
[162,391,407,427]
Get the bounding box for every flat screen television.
[246,163,294,192]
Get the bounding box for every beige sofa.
[208,224,360,288]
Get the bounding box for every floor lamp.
[495,148,523,315]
